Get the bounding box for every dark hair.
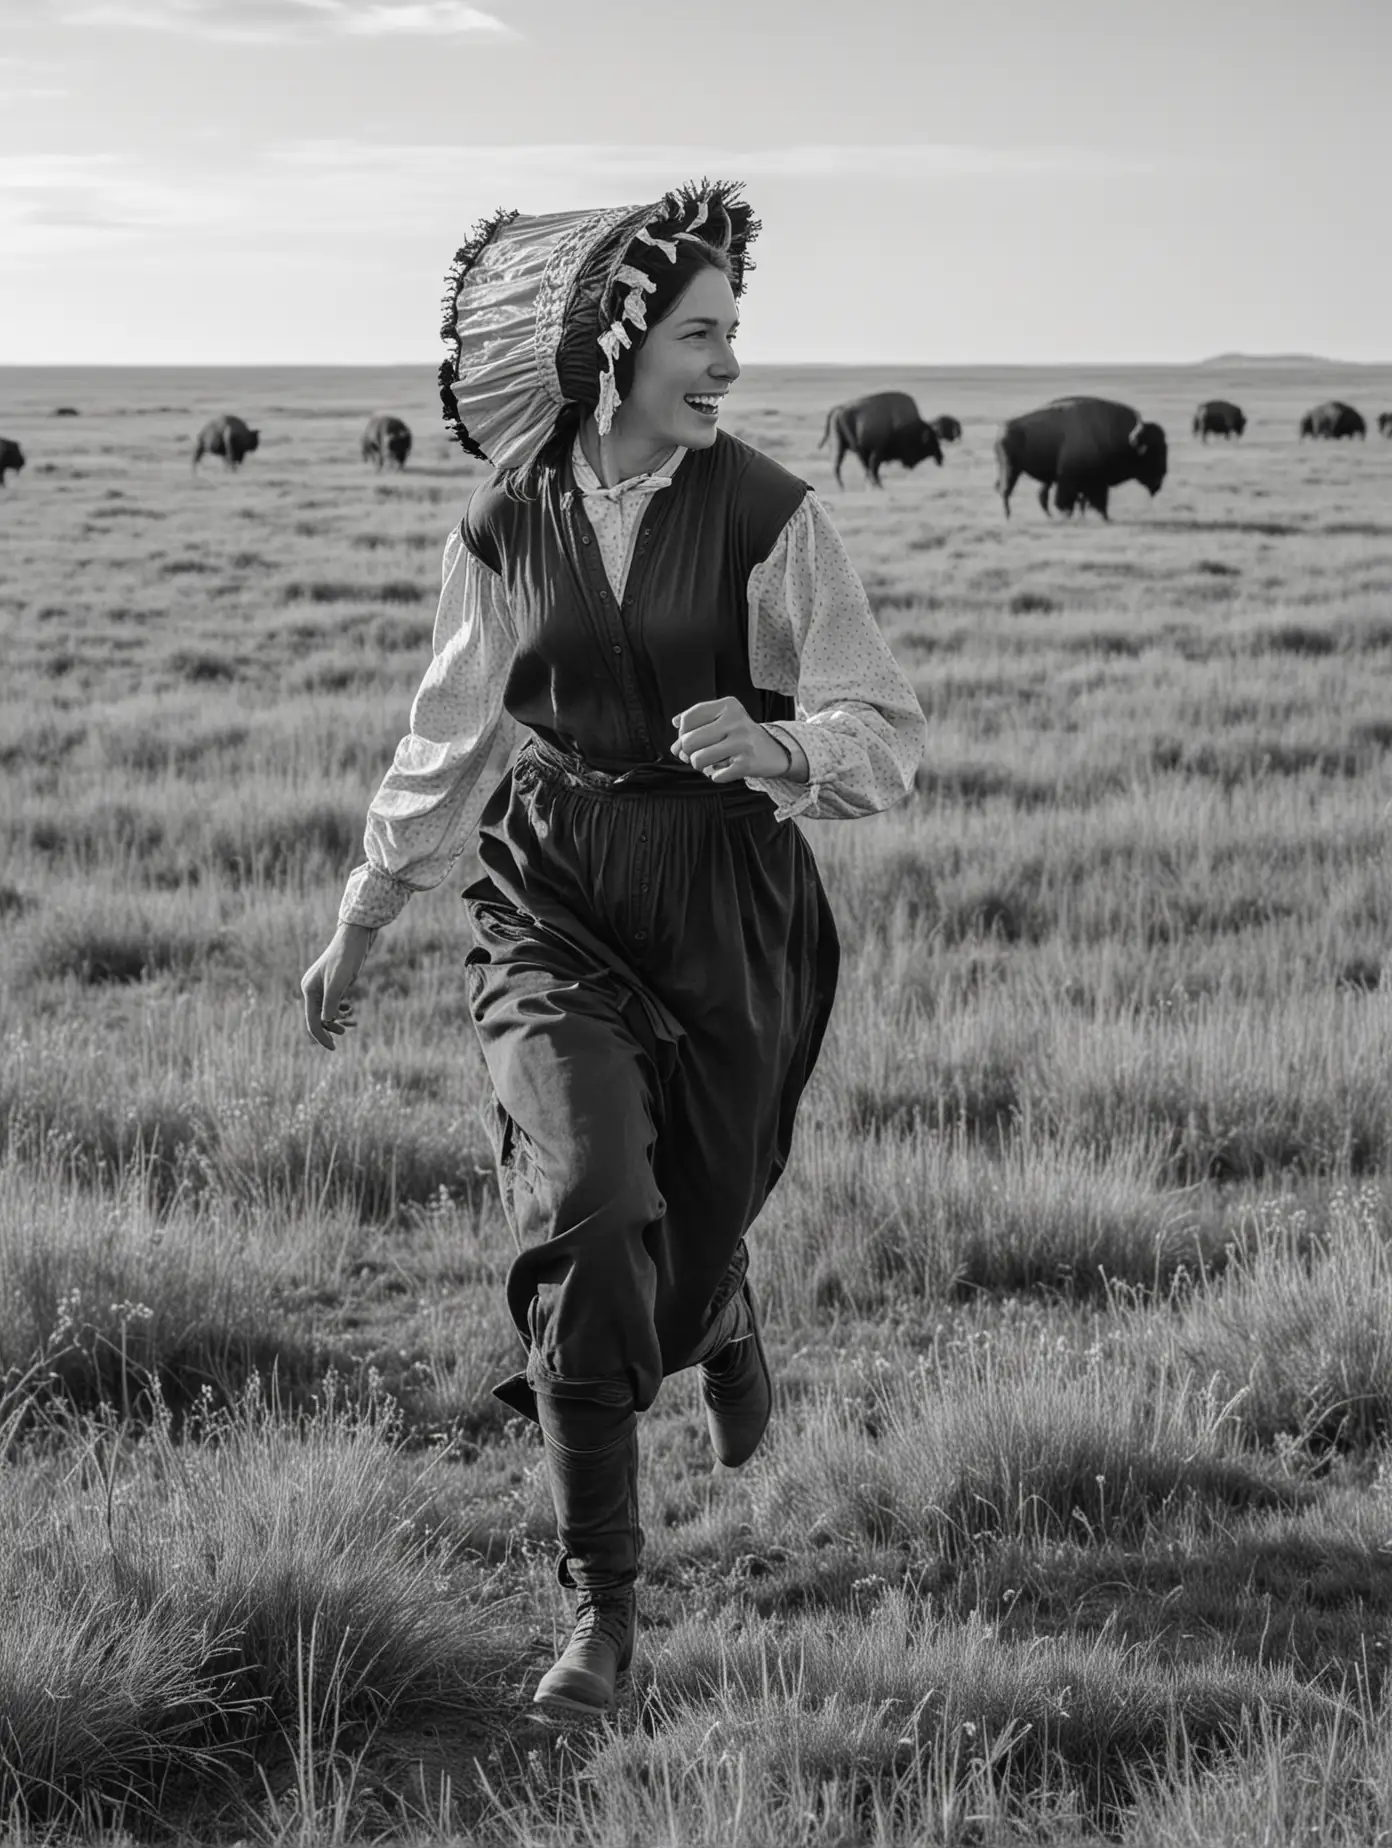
[501,238,732,502]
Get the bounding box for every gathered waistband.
[522,735,776,815]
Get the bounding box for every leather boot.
[696,1278,772,1468]
[532,1585,636,1718]
[532,1388,642,1718]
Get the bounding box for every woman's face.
[618,265,741,453]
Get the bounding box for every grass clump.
[281,579,425,605]
[754,1332,1299,1560]
[0,1383,513,1833]
[16,912,229,987]
[1167,1184,1392,1453]
[0,1146,336,1417]
[1,1027,496,1224]
[555,1598,1324,1841]
[758,1122,1215,1316]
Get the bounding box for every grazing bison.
[930,414,962,443]
[0,439,25,486]
[192,414,260,469]
[1377,413,1392,438]
[361,413,412,470]
[1193,399,1245,440]
[52,406,80,417]
[819,391,943,488]
[995,397,1167,521]
[1299,401,1366,440]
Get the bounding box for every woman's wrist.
[768,729,810,784]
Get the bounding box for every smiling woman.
[299,177,928,1723]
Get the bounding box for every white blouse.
[338,443,928,930]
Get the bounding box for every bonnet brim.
[438,180,759,471]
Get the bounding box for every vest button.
[612,644,622,655]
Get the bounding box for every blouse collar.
[571,434,688,504]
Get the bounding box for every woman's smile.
[683,390,726,424]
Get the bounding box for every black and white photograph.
[3,0,1392,1839]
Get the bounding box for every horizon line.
[3,355,1390,371]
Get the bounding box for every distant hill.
[1196,352,1364,369]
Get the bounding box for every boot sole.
[531,1671,631,1722]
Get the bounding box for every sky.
[2,0,1389,366]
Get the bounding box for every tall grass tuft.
[0,1146,343,1417]
[753,1333,1300,1558]
[525,1596,1325,1843]
[1167,1183,1392,1452]
[0,1382,514,1830]
[1,1010,497,1222]
[756,1119,1217,1317]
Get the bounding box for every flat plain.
[4,357,1392,1845]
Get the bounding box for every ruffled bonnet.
[438,180,757,471]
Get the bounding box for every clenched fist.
[670,697,800,784]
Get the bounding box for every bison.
[995,398,1167,521]
[1377,413,1392,438]
[52,406,80,417]
[361,413,412,470]
[0,439,25,486]
[929,414,962,443]
[1299,401,1365,440]
[192,414,260,469]
[1193,399,1245,440]
[819,391,943,488]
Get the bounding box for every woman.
[301,182,927,1720]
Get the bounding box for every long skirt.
[462,735,840,1419]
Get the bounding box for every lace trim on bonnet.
[593,181,750,435]
[437,179,758,470]
[437,206,520,463]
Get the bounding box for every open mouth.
[684,394,724,419]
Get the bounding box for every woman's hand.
[300,923,375,1051]
[670,697,794,783]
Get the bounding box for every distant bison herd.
[188,413,411,471]
[816,388,1392,519]
[4,395,1391,516]
[0,411,416,490]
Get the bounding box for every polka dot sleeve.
[742,495,928,821]
[337,527,521,929]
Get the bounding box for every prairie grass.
[752,1329,1301,1559]
[0,1383,514,1831]
[5,357,1392,1839]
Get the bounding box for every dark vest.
[460,431,809,773]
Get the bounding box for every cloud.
[340,1,513,32]
[0,53,67,97]
[1,140,1207,261]
[0,152,238,253]
[271,139,1197,196]
[47,0,514,41]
